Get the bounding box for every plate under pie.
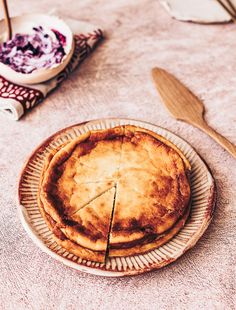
[18,119,216,276]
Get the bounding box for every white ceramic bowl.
[0,14,74,84]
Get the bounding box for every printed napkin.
[0,18,103,120]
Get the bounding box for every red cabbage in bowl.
[0,26,66,74]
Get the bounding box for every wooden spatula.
[152,67,236,159]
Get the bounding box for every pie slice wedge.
[38,187,116,263]
[59,187,116,252]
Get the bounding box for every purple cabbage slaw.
[0,26,66,74]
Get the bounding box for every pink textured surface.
[0,1,235,309]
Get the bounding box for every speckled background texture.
[0,1,236,309]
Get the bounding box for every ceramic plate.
[18,118,216,277]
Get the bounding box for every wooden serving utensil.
[1,0,12,40]
[152,67,236,159]
[215,0,236,23]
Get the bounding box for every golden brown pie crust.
[38,125,191,263]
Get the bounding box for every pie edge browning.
[124,125,191,171]
[40,131,91,224]
[37,195,106,263]
[109,200,191,257]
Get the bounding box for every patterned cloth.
[0,19,103,120]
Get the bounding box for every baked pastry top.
[38,125,191,262]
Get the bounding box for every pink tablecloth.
[0,1,235,309]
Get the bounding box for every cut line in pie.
[38,186,117,262]
[38,125,191,263]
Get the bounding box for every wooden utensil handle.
[196,120,236,159]
[1,0,12,40]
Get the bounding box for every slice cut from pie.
[59,187,116,252]
[38,187,116,262]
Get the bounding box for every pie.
[38,125,191,263]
